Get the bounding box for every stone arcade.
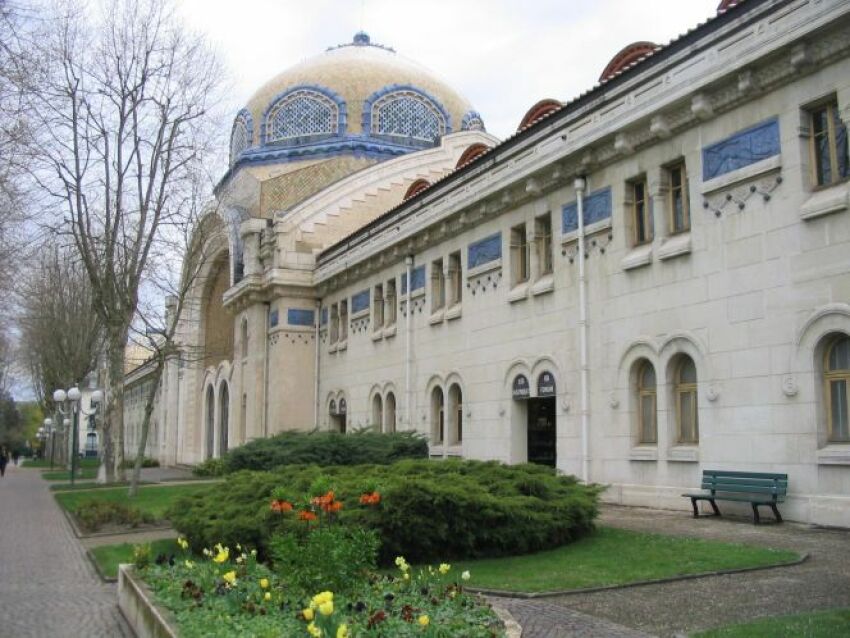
[123,0,850,527]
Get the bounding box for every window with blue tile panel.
[702,118,780,181]
[400,265,426,294]
[320,307,328,326]
[287,308,315,327]
[467,232,502,269]
[562,187,612,234]
[351,289,370,314]
[269,309,279,328]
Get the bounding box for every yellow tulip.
[302,608,314,621]
[306,622,322,637]
[438,563,451,575]
[318,600,334,616]
[336,624,349,638]
[418,615,430,627]
[259,578,269,589]
[222,570,237,586]
[264,592,271,602]
[213,548,229,563]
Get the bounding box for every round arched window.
[825,336,850,442]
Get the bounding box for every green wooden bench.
[682,470,787,524]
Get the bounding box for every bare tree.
[21,0,224,481]
[17,245,102,458]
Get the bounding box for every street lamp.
[43,418,56,469]
[54,386,103,486]
[36,426,46,459]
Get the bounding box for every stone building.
[127,0,850,527]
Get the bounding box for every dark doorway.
[527,397,556,466]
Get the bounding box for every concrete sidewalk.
[0,464,131,637]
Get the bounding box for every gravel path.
[0,464,132,637]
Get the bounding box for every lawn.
[90,538,177,579]
[24,457,100,469]
[54,483,214,520]
[448,527,799,593]
[42,468,99,481]
[692,608,850,637]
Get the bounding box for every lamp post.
[43,418,55,469]
[53,386,103,486]
[36,427,46,459]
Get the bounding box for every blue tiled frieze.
[562,187,612,233]
[702,118,780,181]
[467,232,502,269]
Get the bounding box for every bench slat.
[685,491,785,503]
[700,483,785,494]
[701,480,787,492]
[703,470,788,480]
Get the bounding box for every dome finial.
[353,31,370,46]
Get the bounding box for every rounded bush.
[170,459,600,564]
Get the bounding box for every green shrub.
[269,526,380,593]
[74,500,156,532]
[192,457,227,477]
[219,430,429,473]
[170,459,600,564]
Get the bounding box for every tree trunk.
[103,325,129,483]
[129,358,163,497]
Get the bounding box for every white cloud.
[184,0,721,139]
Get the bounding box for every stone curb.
[59,504,173,539]
[469,552,809,599]
[490,602,523,637]
[86,547,118,584]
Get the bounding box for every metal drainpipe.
[263,302,271,438]
[575,177,590,484]
[314,300,321,431]
[404,255,413,430]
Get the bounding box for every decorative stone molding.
[706,384,720,402]
[608,393,619,409]
[691,93,714,121]
[649,115,671,139]
[782,375,799,398]
[702,173,783,218]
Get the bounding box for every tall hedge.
[171,459,600,564]
[195,430,429,475]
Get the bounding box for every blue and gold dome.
[228,33,485,169]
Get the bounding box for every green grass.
[692,608,850,637]
[54,483,214,520]
[42,468,99,481]
[90,538,178,579]
[50,481,157,491]
[447,527,798,592]
[24,458,100,469]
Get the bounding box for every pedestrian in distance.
[12,449,19,466]
[0,447,8,477]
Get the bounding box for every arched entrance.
[219,382,230,456]
[205,385,215,460]
[512,372,557,466]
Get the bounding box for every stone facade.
[128,0,850,527]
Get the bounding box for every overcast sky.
[177,0,721,140]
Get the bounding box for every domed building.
[143,33,497,464]
[128,1,850,528]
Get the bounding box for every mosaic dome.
[228,32,484,168]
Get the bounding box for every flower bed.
[131,538,509,637]
[171,459,600,564]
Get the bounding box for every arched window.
[371,90,447,144]
[431,386,445,444]
[448,384,463,445]
[371,393,383,430]
[461,110,485,132]
[230,113,251,164]
[385,392,397,433]
[825,335,850,442]
[637,361,657,444]
[266,89,339,143]
[674,356,699,444]
[205,385,215,460]
[219,383,230,456]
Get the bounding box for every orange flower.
[359,492,381,505]
[327,500,343,513]
[298,510,318,522]
[269,499,294,513]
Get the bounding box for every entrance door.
[527,397,556,466]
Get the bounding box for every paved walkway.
[0,464,131,637]
[499,504,850,637]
